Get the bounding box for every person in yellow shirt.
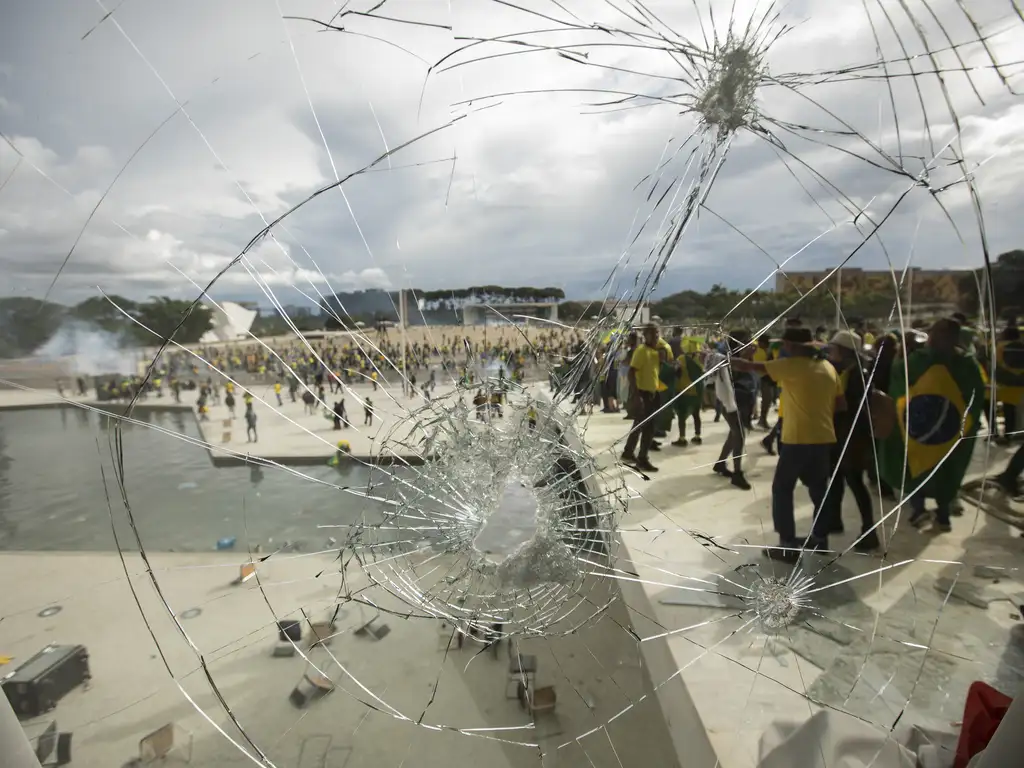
[734,326,846,560]
[274,380,283,406]
[753,335,774,428]
[622,324,662,472]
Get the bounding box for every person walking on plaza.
[734,327,845,561]
[705,332,751,490]
[822,330,879,551]
[878,317,985,532]
[671,339,704,447]
[754,335,775,429]
[621,324,662,473]
[245,402,258,443]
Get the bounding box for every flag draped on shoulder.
[995,339,1024,411]
[879,348,985,504]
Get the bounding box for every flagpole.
[835,267,842,330]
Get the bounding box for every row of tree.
[0,296,212,358]
[5,255,1018,357]
[557,251,1023,326]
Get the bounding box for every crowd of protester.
[606,314,1024,563]
[76,326,586,405]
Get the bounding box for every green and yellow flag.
[995,339,1024,410]
[879,348,985,504]
[675,353,705,402]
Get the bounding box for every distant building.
[200,301,257,344]
[774,267,971,305]
[462,301,559,326]
[602,300,650,326]
[273,304,317,319]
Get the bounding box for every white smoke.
[34,321,141,376]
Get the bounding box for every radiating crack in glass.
[3,0,1024,766]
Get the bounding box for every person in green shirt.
[672,340,705,446]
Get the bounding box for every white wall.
[200,302,257,344]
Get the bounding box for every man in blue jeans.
[733,327,846,563]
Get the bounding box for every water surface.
[0,407,393,553]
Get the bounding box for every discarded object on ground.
[289,671,335,709]
[138,722,194,764]
[232,562,256,585]
[278,620,302,643]
[216,536,236,550]
[353,616,391,641]
[2,644,90,718]
[35,720,73,766]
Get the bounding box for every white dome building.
[200,302,257,344]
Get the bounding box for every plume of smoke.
[33,320,141,376]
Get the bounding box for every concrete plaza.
[2,383,1024,766]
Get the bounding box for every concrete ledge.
[208,452,428,468]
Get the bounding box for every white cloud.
[1,0,1023,310]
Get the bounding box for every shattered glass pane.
[2,1,1024,767]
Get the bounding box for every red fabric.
[954,681,1012,768]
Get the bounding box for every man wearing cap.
[734,326,845,559]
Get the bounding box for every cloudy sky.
[1,0,1022,310]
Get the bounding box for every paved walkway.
[573,406,1024,766]
[4,385,1024,766]
[0,550,682,768]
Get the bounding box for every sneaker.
[650,443,662,452]
[713,461,733,478]
[620,451,636,463]
[731,472,751,490]
[672,438,688,447]
[691,436,702,445]
[854,529,880,552]
[932,520,952,534]
[635,459,659,473]
[761,436,776,456]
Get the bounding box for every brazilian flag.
[995,340,1024,411]
[675,354,705,404]
[879,349,985,504]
